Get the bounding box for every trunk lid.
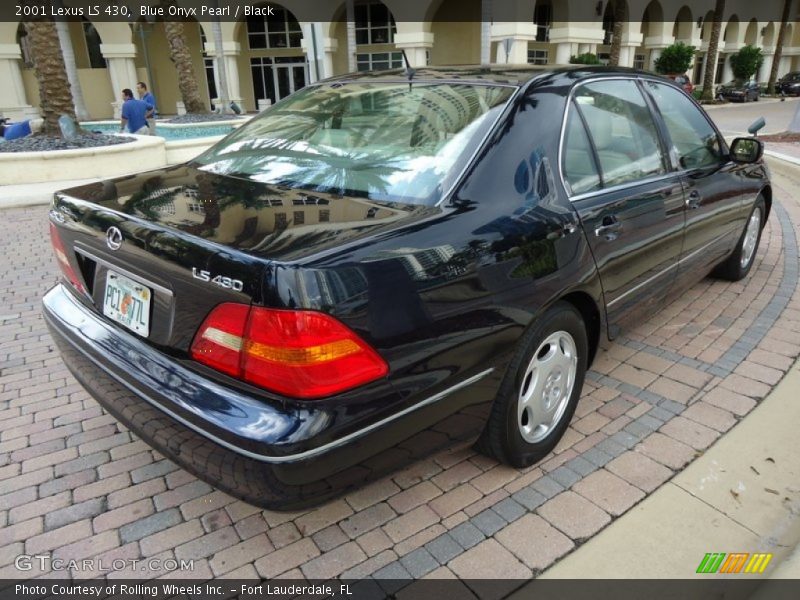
[50,164,436,353]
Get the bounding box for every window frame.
[558,75,729,201]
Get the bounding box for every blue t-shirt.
[4,120,32,140]
[121,98,152,133]
[142,91,157,117]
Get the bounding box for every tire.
[476,302,588,468]
[713,196,766,281]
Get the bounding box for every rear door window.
[574,80,667,188]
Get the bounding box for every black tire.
[475,302,588,468]
[713,196,766,281]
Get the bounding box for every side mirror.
[730,137,764,163]
[747,117,766,136]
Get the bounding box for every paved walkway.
[1,157,799,585]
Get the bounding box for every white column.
[722,55,733,83]
[644,28,674,71]
[549,22,606,64]
[204,41,243,109]
[555,42,575,64]
[761,51,774,84]
[394,30,434,68]
[301,23,337,82]
[0,44,37,120]
[100,43,138,118]
[490,22,537,64]
[619,29,644,68]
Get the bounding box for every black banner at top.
[5,0,797,23]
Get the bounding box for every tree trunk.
[608,0,626,67]
[162,20,206,113]
[24,15,76,136]
[701,0,725,103]
[54,20,89,122]
[768,0,793,95]
[211,11,230,113]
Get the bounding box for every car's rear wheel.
[476,302,588,468]
[714,196,765,281]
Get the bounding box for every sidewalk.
[538,356,800,578]
[0,178,99,209]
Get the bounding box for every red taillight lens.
[49,222,86,294]
[190,304,388,399]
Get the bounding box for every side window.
[574,80,666,187]
[562,102,601,195]
[645,81,723,170]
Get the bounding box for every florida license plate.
[103,271,151,337]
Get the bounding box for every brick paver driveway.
[2,163,799,582]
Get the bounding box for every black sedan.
[43,66,770,509]
[777,71,800,96]
[718,79,761,102]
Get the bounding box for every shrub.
[729,45,763,81]
[654,42,695,75]
[569,53,601,65]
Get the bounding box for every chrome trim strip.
[74,246,173,298]
[570,173,678,203]
[45,287,493,464]
[607,232,729,308]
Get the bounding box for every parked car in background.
[718,79,761,102]
[667,73,694,94]
[44,66,771,509]
[777,71,800,96]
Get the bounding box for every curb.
[540,358,800,579]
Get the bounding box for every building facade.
[1,0,799,121]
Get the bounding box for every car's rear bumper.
[43,284,496,507]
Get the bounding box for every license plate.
[103,271,151,337]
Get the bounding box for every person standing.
[136,81,157,135]
[119,88,153,135]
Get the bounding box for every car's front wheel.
[714,195,766,281]
[476,302,588,468]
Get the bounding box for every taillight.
[49,222,86,294]
[190,304,388,399]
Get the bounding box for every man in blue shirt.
[136,81,157,134]
[120,88,153,135]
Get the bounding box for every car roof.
[322,64,657,88]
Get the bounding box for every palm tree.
[701,0,726,102]
[608,0,626,67]
[161,0,206,113]
[53,2,89,121]
[23,15,76,135]
[768,0,793,94]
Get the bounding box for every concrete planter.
[0,135,167,185]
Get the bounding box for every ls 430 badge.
[191,268,244,292]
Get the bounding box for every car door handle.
[594,216,622,240]
[686,190,701,209]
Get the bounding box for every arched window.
[355,1,396,45]
[246,5,302,49]
[83,19,106,68]
[534,1,552,42]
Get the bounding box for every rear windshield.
[193,82,515,205]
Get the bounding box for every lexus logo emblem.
[106,226,123,251]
